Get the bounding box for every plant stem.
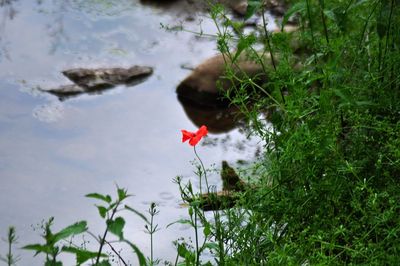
[105,239,128,266]
[318,0,330,44]
[194,210,200,266]
[7,227,16,266]
[261,7,286,104]
[95,201,119,264]
[194,146,209,194]
[261,8,277,72]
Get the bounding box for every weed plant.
[196,0,400,264]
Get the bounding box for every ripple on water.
[159,191,175,201]
[32,102,65,122]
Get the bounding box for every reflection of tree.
[34,0,136,54]
[0,0,18,61]
[44,0,68,54]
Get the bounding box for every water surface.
[0,1,273,264]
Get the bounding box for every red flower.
[181,125,208,146]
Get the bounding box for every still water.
[0,1,273,264]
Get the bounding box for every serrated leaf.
[22,244,51,256]
[117,187,130,201]
[53,221,87,243]
[107,217,125,239]
[124,240,147,266]
[62,246,107,265]
[96,205,107,219]
[124,205,149,224]
[85,193,112,203]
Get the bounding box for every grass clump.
[199,0,400,264]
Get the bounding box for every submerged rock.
[139,0,249,17]
[220,0,248,16]
[41,66,153,100]
[176,53,267,107]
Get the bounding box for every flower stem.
[193,146,209,194]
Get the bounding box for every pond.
[0,1,275,264]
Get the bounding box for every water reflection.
[44,0,67,54]
[0,0,18,61]
[0,0,266,264]
[178,95,244,134]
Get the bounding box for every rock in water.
[62,66,153,89]
[44,84,87,98]
[41,66,153,100]
[176,53,267,107]
[221,161,246,192]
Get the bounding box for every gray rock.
[62,66,153,89]
[41,66,153,100]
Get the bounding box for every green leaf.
[117,187,130,201]
[107,217,125,239]
[282,2,306,29]
[233,35,256,62]
[62,246,107,265]
[245,0,262,20]
[323,10,336,21]
[177,243,189,258]
[167,219,193,228]
[203,223,211,237]
[124,240,147,266]
[203,242,219,251]
[85,193,112,203]
[53,221,87,243]
[22,244,52,256]
[96,205,107,219]
[124,205,149,224]
[176,243,195,263]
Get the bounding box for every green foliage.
[22,218,88,265]
[21,187,150,265]
[199,0,400,264]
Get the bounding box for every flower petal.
[189,134,202,146]
[196,125,208,137]
[181,130,195,142]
